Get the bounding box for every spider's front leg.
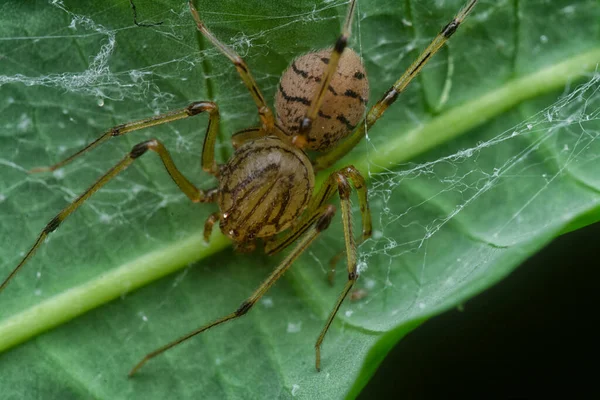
[0,101,222,293]
[314,0,479,170]
[188,0,275,134]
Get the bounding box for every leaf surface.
[0,1,599,399]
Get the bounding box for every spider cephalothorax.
[0,0,479,377]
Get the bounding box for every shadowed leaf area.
[0,0,599,399]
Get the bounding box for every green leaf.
[1,0,599,398]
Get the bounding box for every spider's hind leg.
[264,165,372,371]
[128,204,337,377]
[0,139,216,293]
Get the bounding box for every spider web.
[1,0,599,328]
[0,0,599,397]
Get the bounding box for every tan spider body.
[219,47,368,243]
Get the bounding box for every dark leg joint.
[300,117,312,133]
[441,20,459,38]
[233,59,249,73]
[44,216,61,234]
[204,188,219,203]
[130,140,153,158]
[334,35,348,54]
[236,300,252,316]
[348,271,358,281]
[316,206,336,232]
[383,88,399,107]
[336,175,351,199]
[187,101,216,116]
[111,124,125,137]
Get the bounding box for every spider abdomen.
[217,136,315,242]
[275,48,369,151]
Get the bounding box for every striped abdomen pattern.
[217,137,315,242]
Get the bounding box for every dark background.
[359,222,599,398]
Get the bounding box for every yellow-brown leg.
[31,101,221,177]
[262,166,371,370]
[188,1,275,133]
[314,0,479,170]
[128,205,337,377]
[0,139,214,293]
[203,212,220,242]
[314,168,360,372]
[295,0,357,142]
[326,167,371,285]
[231,127,263,149]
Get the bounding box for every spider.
[0,0,478,376]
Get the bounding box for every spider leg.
[231,127,262,149]
[295,0,358,143]
[0,139,215,293]
[203,211,220,242]
[313,169,361,371]
[263,166,371,371]
[188,0,275,133]
[325,167,371,285]
[31,101,221,177]
[314,0,479,170]
[128,205,337,377]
